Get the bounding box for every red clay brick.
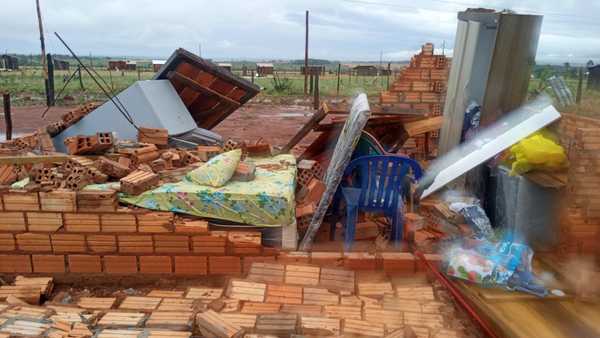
[0,254,32,273]
[103,255,138,274]
[242,256,276,274]
[139,256,172,274]
[209,256,241,275]
[277,251,310,264]
[311,252,343,267]
[68,255,102,273]
[32,254,65,273]
[381,252,415,273]
[174,256,207,275]
[416,253,443,272]
[344,252,377,270]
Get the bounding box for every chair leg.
[344,204,359,251]
[391,198,404,245]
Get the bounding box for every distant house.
[256,63,274,76]
[1,55,19,70]
[107,60,126,71]
[301,65,325,75]
[353,65,378,76]
[126,60,137,71]
[53,59,70,71]
[152,60,166,72]
[588,64,600,90]
[218,63,232,72]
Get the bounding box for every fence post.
[313,73,320,110]
[576,67,583,105]
[78,66,85,90]
[309,74,314,95]
[3,93,12,141]
[336,64,341,96]
[251,70,255,84]
[46,53,55,106]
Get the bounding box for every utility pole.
[303,10,309,96]
[35,0,48,104]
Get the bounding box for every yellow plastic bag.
[508,129,567,175]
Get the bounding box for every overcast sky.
[1,0,599,64]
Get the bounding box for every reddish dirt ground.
[1,103,318,155]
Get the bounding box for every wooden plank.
[403,116,443,137]
[279,105,327,154]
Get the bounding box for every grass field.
[0,67,598,118]
[0,67,390,106]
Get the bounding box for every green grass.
[0,67,391,106]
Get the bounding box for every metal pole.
[336,63,341,96]
[3,93,12,141]
[303,10,309,96]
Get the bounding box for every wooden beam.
[279,103,327,154]
[167,71,241,107]
[403,116,443,137]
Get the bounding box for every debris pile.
[0,261,476,338]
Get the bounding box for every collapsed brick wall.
[0,190,435,276]
[380,43,450,158]
[557,114,600,256]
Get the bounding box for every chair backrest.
[343,155,423,210]
[351,131,386,160]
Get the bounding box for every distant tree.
[587,60,595,68]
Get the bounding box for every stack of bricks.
[0,189,280,276]
[557,114,600,258]
[380,43,450,159]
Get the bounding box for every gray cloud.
[0,0,598,64]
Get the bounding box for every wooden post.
[35,0,48,105]
[137,67,141,80]
[251,70,255,84]
[3,93,12,141]
[78,66,85,90]
[303,10,309,96]
[108,68,113,91]
[46,53,55,106]
[576,67,583,105]
[309,73,314,95]
[313,73,320,110]
[336,63,341,96]
[386,62,391,90]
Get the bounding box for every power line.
[342,0,600,24]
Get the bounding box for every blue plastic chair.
[332,155,423,250]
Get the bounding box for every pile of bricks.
[557,114,600,257]
[0,259,472,337]
[64,133,114,155]
[380,43,450,159]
